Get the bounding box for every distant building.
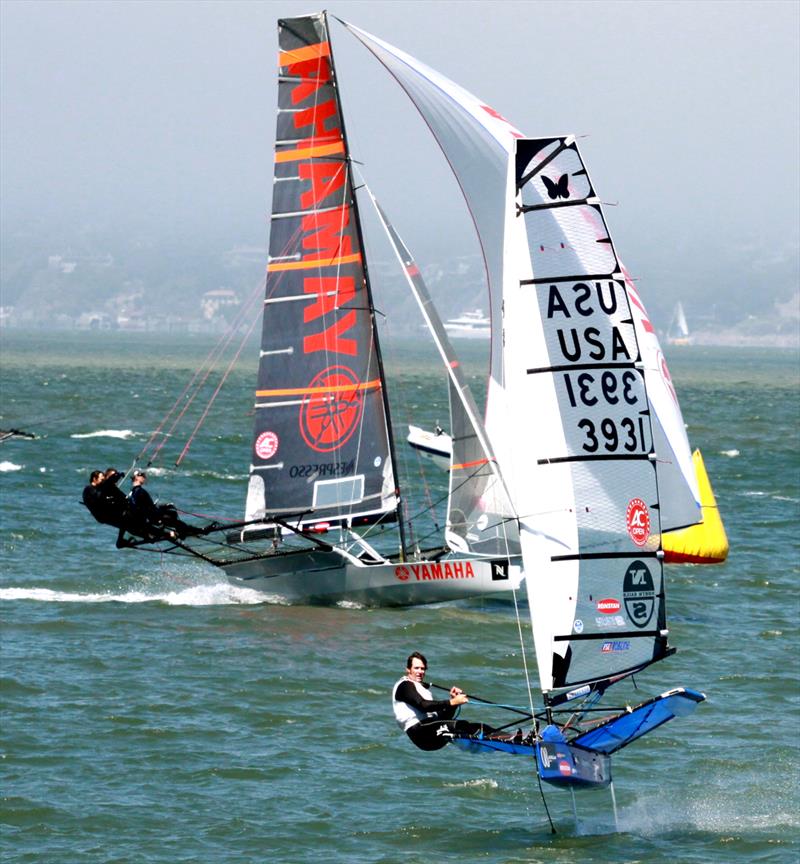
[201,288,240,321]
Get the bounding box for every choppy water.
[1,331,798,863]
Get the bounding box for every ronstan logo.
[254,431,279,460]
[596,598,621,614]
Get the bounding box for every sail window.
[313,475,365,509]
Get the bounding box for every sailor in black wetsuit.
[82,469,141,547]
[128,470,194,539]
[392,651,505,751]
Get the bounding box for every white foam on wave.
[443,777,498,790]
[720,449,740,457]
[0,582,266,606]
[0,461,22,472]
[607,788,800,837]
[71,429,135,440]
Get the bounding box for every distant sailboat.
[667,301,692,345]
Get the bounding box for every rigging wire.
[174,309,261,467]
[138,277,265,468]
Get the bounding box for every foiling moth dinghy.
[445,685,705,830]
[332,13,709,823]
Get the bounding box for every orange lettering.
[294,100,339,140]
[303,312,357,356]
[299,162,346,209]
[302,206,352,261]
[303,277,355,322]
[288,57,332,104]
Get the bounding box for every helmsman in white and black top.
[392,651,502,751]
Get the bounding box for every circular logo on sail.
[254,430,279,460]
[626,498,650,546]
[623,560,656,629]
[300,365,365,453]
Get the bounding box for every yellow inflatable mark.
[663,449,729,564]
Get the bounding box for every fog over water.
[1,0,798,309]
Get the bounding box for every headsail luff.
[246,13,399,533]
[364,189,520,559]
[338,19,701,535]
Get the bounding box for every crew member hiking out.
[128,470,195,539]
[82,469,144,547]
[392,651,518,751]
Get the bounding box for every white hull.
[222,549,522,607]
[406,424,451,470]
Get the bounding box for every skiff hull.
[222,552,522,607]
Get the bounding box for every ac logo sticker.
[626,497,650,546]
[623,560,655,629]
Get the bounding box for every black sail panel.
[245,14,396,528]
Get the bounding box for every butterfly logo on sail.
[542,173,570,200]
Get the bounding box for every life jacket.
[392,677,442,732]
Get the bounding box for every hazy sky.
[2,0,798,288]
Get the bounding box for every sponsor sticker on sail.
[300,365,365,453]
[255,430,279,460]
[626,498,650,546]
[597,598,621,614]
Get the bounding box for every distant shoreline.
[1,326,798,351]
[687,331,799,349]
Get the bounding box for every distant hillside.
[1,221,797,347]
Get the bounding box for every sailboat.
[107,12,523,608]
[326,14,707,795]
[667,301,692,345]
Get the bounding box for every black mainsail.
[245,13,399,534]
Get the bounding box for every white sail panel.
[336,32,701,534]
[624,270,700,529]
[340,19,520,387]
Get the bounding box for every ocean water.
[1,331,798,863]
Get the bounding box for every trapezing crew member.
[392,651,506,751]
